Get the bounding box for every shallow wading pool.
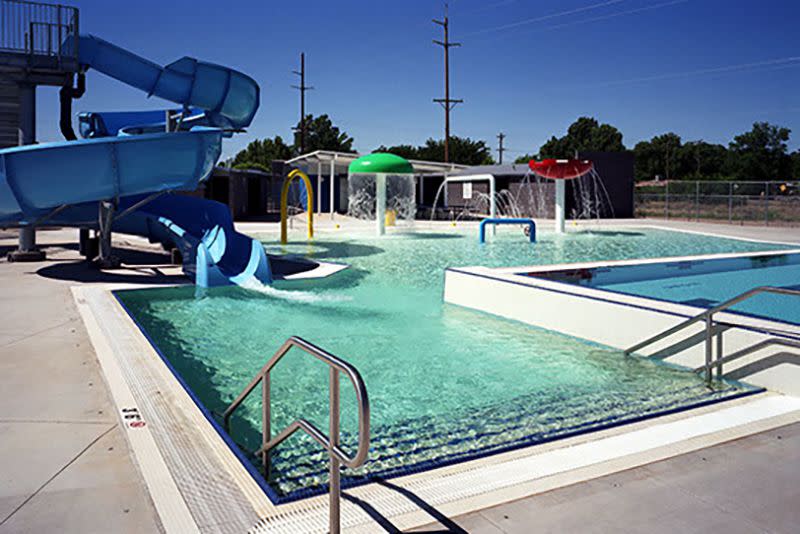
[116,227,784,500]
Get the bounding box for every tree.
[232,136,292,170]
[374,136,494,165]
[373,144,420,160]
[680,141,728,180]
[514,154,536,164]
[727,122,792,181]
[634,133,683,181]
[416,137,494,165]
[295,114,355,154]
[792,150,800,180]
[539,117,625,158]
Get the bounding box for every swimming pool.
[531,250,800,325]
[117,227,782,500]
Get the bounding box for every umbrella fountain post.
[348,153,415,236]
[528,158,594,233]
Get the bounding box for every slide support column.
[9,83,46,262]
[96,200,120,268]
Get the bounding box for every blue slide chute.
[67,34,259,130]
[0,128,221,223]
[0,33,271,287]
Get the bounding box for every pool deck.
[0,219,798,533]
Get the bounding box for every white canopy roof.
[286,150,468,175]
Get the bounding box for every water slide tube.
[0,128,222,224]
[67,34,259,130]
[0,33,270,287]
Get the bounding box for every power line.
[433,2,463,163]
[524,0,690,36]
[463,0,628,36]
[583,55,800,88]
[291,52,313,154]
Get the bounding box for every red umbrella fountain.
[528,158,594,232]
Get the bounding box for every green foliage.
[539,117,626,158]
[514,154,536,164]
[792,151,800,179]
[634,133,683,181]
[373,144,419,160]
[232,136,292,170]
[727,122,792,181]
[680,141,728,180]
[232,162,271,173]
[295,114,355,153]
[375,137,494,165]
[632,122,793,182]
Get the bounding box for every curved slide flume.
[0,33,271,287]
[67,34,259,130]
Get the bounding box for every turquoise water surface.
[596,253,800,324]
[117,227,782,497]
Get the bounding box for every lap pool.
[116,227,784,500]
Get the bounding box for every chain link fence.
[635,181,800,226]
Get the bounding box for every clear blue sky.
[36,0,800,159]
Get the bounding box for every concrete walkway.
[417,422,799,533]
[0,229,166,534]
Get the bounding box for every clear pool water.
[594,252,800,325]
[117,227,780,498]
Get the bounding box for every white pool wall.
[444,249,800,396]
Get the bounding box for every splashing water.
[430,169,613,222]
[348,174,417,224]
[239,278,352,304]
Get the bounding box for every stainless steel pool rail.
[222,336,370,534]
[625,286,800,381]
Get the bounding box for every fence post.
[665,181,669,220]
[695,181,700,221]
[764,182,769,226]
[728,182,733,224]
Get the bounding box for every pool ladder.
[222,336,370,534]
[625,286,800,381]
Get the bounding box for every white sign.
[462,182,473,199]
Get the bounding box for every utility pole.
[433,3,462,163]
[497,132,506,164]
[292,52,313,154]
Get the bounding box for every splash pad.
[528,159,594,233]
[348,153,416,236]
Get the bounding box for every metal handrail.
[625,286,800,381]
[693,338,800,375]
[222,336,370,534]
[625,286,800,355]
[1,0,79,60]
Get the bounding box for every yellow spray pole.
[281,169,314,245]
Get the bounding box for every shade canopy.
[348,153,414,175]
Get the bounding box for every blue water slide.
[67,34,259,130]
[78,108,206,138]
[0,128,222,223]
[0,33,270,287]
[114,194,272,287]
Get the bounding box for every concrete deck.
[417,422,800,533]
[0,229,173,534]
[0,219,798,533]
